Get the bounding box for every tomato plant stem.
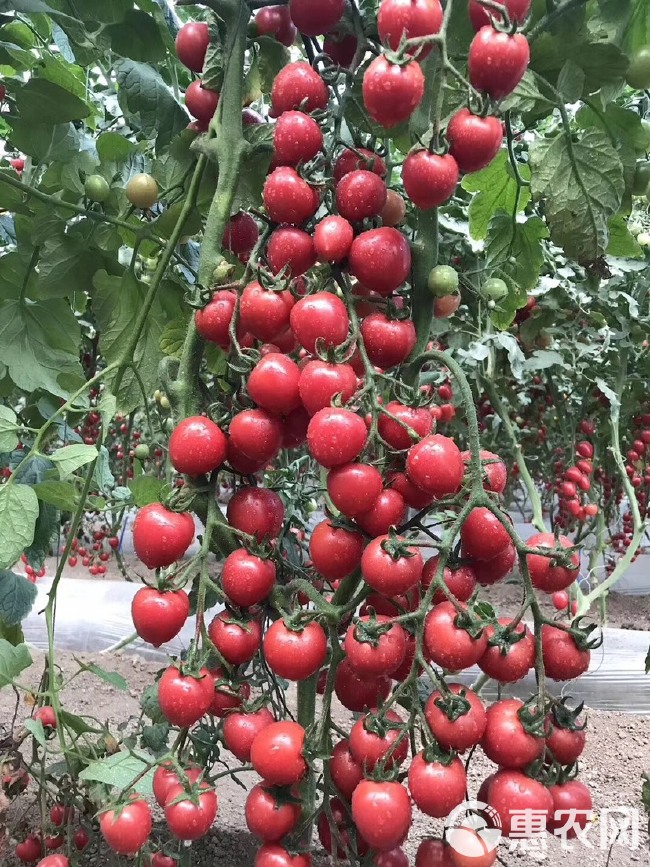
[297,673,318,846]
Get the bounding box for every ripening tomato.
[263,166,318,225]
[461,449,507,494]
[481,699,545,769]
[158,666,214,727]
[307,408,368,467]
[447,108,503,173]
[126,173,158,209]
[267,226,316,277]
[378,0,443,55]
[313,215,354,263]
[229,409,284,463]
[290,291,350,354]
[223,212,259,260]
[195,290,236,347]
[469,0,531,29]
[208,612,262,666]
[434,292,461,318]
[223,707,275,762]
[486,769,553,837]
[250,721,307,786]
[246,783,301,842]
[273,110,323,165]
[350,708,408,770]
[310,519,364,579]
[131,587,190,647]
[352,780,412,852]
[468,26,530,100]
[406,434,464,497]
[164,781,217,841]
[349,228,412,296]
[403,151,459,210]
[298,359,357,416]
[99,798,152,855]
[541,625,591,680]
[408,752,467,818]
[545,719,585,765]
[355,489,407,537]
[424,602,488,670]
[264,619,327,680]
[425,684,486,751]
[363,55,425,128]
[478,619,536,683]
[381,189,407,226]
[526,532,580,592]
[330,739,364,799]
[169,416,227,476]
[255,845,311,867]
[361,314,416,369]
[132,504,195,569]
[334,147,387,182]
[471,541,516,585]
[328,462,383,517]
[423,556,477,604]
[336,169,387,222]
[271,61,328,115]
[361,535,423,596]
[227,488,284,542]
[547,780,592,835]
[335,658,392,711]
[248,353,302,415]
[185,80,219,125]
[175,21,209,72]
[460,508,511,561]
[255,6,297,46]
[345,614,407,677]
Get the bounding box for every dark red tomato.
[408,752,466,818]
[169,416,227,476]
[386,470,434,509]
[274,110,323,165]
[158,666,214,727]
[460,508,511,561]
[208,667,250,717]
[73,829,89,851]
[334,658,392,711]
[361,314,416,370]
[267,226,316,277]
[281,405,309,448]
[478,618,535,683]
[468,26,530,100]
[350,709,408,770]
[307,408,367,467]
[362,55,425,128]
[151,855,176,867]
[447,108,503,174]
[376,848,409,867]
[486,769,553,837]
[227,488,285,542]
[349,227,412,297]
[255,844,311,867]
[274,327,300,355]
[255,6,297,47]
[313,215,354,263]
[240,280,295,342]
[208,612,262,666]
[133,504,195,569]
[327,462,383,517]
[131,588,190,647]
[461,449,507,494]
[164,781,217,840]
[223,708,275,762]
[264,619,327,680]
[15,836,41,863]
[422,556,477,604]
[317,797,368,859]
[469,0,531,30]
[345,614,407,677]
[545,720,585,765]
[175,21,209,72]
[248,353,301,416]
[330,739,364,799]
[263,167,318,225]
[361,534,423,596]
[416,839,455,867]
[298,360,357,416]
[378,0,443,55]
[223,212,259,260]
[541,625,590,680]
[229,409,284,463]
[406,434,464,497]
[547,780,592,835]
[245,783,301,841]
[250,721,307,786]
[289,0,344,35]
[271,61,328,115]
[403,150,459,210]
[196,290,236,347]
[381,189,407,226]
[471,541,516,585]
[185,80,219,125]
[221,549,276,607]
[44,835,64,850]
[100,798,152,855]
[355,488,407,537]
[310,519,364,579]
[481,699,545,769]
[334,147,387,183]
[336,170,387,222]
[324,32,359,67]
[352,780,411,852]
[290,291,350,354]
[526,533,580,592]
[424,602,488,670]
[153,764,202,808]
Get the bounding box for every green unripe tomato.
[427,265,459,297]
[637,231,650,247]
[134,444,150,461]
[164,417,174,433]
[481,277,509,301]
[632,161,650,195]
[85,174,110,203]
[638,119,650,154]
[628,220,642,236]
[159,395,171,411]
[126,173,159,210]
[626,46,650,90]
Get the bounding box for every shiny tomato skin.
[228,409,284,463]
[255,6,297,46]
[344,614,407,678]
[307,407,367,468]
[223,707,275,762]
[175,21,209,72]
[424,602,488,670]
[208,612,262,666]
[486,769,553,837]
[403,151,459,210]
[363,55,425,128]
[434,292,461,318]
[478,618,536,683]
[355,489,407,537]
[99,798,152,855]
[208,668,249,717]
[361,535,423,596]
[469,0,531,29]
[336,169,387,222]
[547,780,592,835]
[327,462,383,517]
[15,836,42,863]
[541,625,590,680]
[349,709,408,770]
[468,26,530,100]
[195,290,236,348]
[263,167,318,225]
[164,781,217,841]
[422,556,477,604]
[406,434,464,497]
[227,488,285,542]
[313,215,354,263]
[131,588,190,647]
[185,80,219,125]
[471,541,516,585]
[255,844,311,867]
[351,780,412,852]
[248,353,302,415]
[158,666,214,728]
[361,314,416,370]
[385,471,432,510]
[526,533,580,592]
[271,61,328,115]
[460,507,511,561]
[245,783,301,841]
[223,212,259,260]
[545,721,586,765]
[153,763,202,808]
[250,721,307,786]
[461,449,508,494]
[169,416,227,476]
[132,504,194,569]
[290,291,350,354]
[266,226,316,277]
[334,147,387,182]
[310,519,364,579]
[408,752,467,818]
[447,108,503,173]
[330,738,364,799]
[239,280,295,342]
[349,227,412,297]
[298,360,357,416]
[481,698,545,769]
[264,619,327,680]
[221,549,276,607]
[289,0,345,36]
[381,189,407,226]
[416,839,455,867]
[334,658,392,712]
[273,110,323,165]
[378,0,443,55]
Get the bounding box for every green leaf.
[15,78,91,124]
[256,36,290,94]
[557,59,585,103]
[8,119,82,163]
[0,571,37,625]
[0,639,32,688]
[141,722,170,755]
[97,131,137,164]
[24,717,47,747]
[529,127,624,264]
[49,444,98,480]
[36,235,99,300]
[531,35,629,95]
[0,405,20,453]
[98,391,117,431]
[74,658,128,691]
[25,501,58,570]
[160,315,190,359]
[140,682,165,723]
[107,10,165,62]
[115,60,188,150]
[607,215,644,259]
[59,710,105,735]
[0,485,39,570]
[486,214,549,291]
[33,480,79,511]
[38,55,89,103]
[623,0,650,53]
[94,446,115,493]
[461,152,531,241]
[0,620,25,646]
[79,750,154,795]
[128,475,163,507]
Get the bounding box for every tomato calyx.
[517,697,550,738]
[451,602,488,641]
[558,618,602,651]
[549,697,587,732]
[484,619,528,653]
[379,531,420,561]
[431,687,472,723]
[420,739,457,767]
[351,612,399,648]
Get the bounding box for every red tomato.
[408,752,467,818]
[264,619,327,680]
[223,708,274,762]
[151,855,176,867]
[290,291,350,354]
[15,836,42,863]
[273,110,323,165]
[195,290,236,348]
[223,212,259,260]
[185,80,219,125]
[246,783,301,841]
[481,698,545,769]
[164,781,217,840]
[250,721,307,786]
[221,548,276,606]
[378,0,443,55]
[208,612,262,666]
[361,314,416,369]
[470,541,516,585]
[350,709,408,770]
[35,857,69,867]
[175,21,209,72]
[336,169,387,222]
[310,519,364,579]
[381,189,407,226]
[158,666,214,727]
[132,504,194,569]
[362,55,425,128]
[460,508,511,561]
[416,838,455,867]
[313,215,354,263]
[376,849,409,867]
[334,658,392,711]
[330,739,364,799]
[526,533,580,592]
[424,601,488,670]
[248,353,302,415]
[547,780,592,835]
[324,32,359,67]
[227,487,285,541]
[334,147,387,182]
[169,416,227,476]
[153,764,202,808]
[327,462,383,517]
[434,292,461,318]
[208,668,250,717]
[352,780,412,851]
[447,833,497,866]
[266,227,316,277]
[541,625,590,680]
[403,151,459,210]
[239,280,295,342]
[422,556,477,604]
[545,720,585,765]
[468,26,530,100]
[361,534,423,596]
[99,798,152,855]
[447,109,503,174]
[73,829,89,851]
[229,409,284,463]
[271,61,328,115]
[307,408,367,467]
[486,769,553,836]
[349,227,412,297]
[468,0,531,30]
[344,614,407,677]
[34,705,56,728]
[355,488,407,537]
[478,618,536,683]
[299,360,357,416]
[255,6,297,46]
[406,434,464,497]
[263,166,318,225]
[255,844,311,867]
[131,588,189,647]
[461,449,507,494]
[289,0,344,35]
